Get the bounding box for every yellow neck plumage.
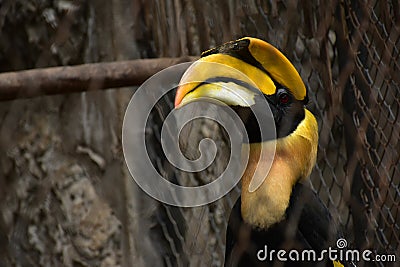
[240,109,318,229]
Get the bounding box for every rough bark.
[0,57,196,101]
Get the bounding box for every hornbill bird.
[174,37,348,267]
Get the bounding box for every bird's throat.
[240,109,318,229]
[240,142,296,229]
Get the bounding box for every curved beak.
[175,80,259,108]
[174,56,273,109]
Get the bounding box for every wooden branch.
[0,57,198,101]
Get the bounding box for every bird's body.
[224,112,340,267]
[174,37,349,267]
[225,184,340,267]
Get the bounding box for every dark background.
[0,1,398,266]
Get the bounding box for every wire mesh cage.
[143,1,400,266]
[0,0,398,267]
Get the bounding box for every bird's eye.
[278,91,290,105]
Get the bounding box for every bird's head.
[175,37,313,141]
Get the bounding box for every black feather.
[224,183,344,267]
